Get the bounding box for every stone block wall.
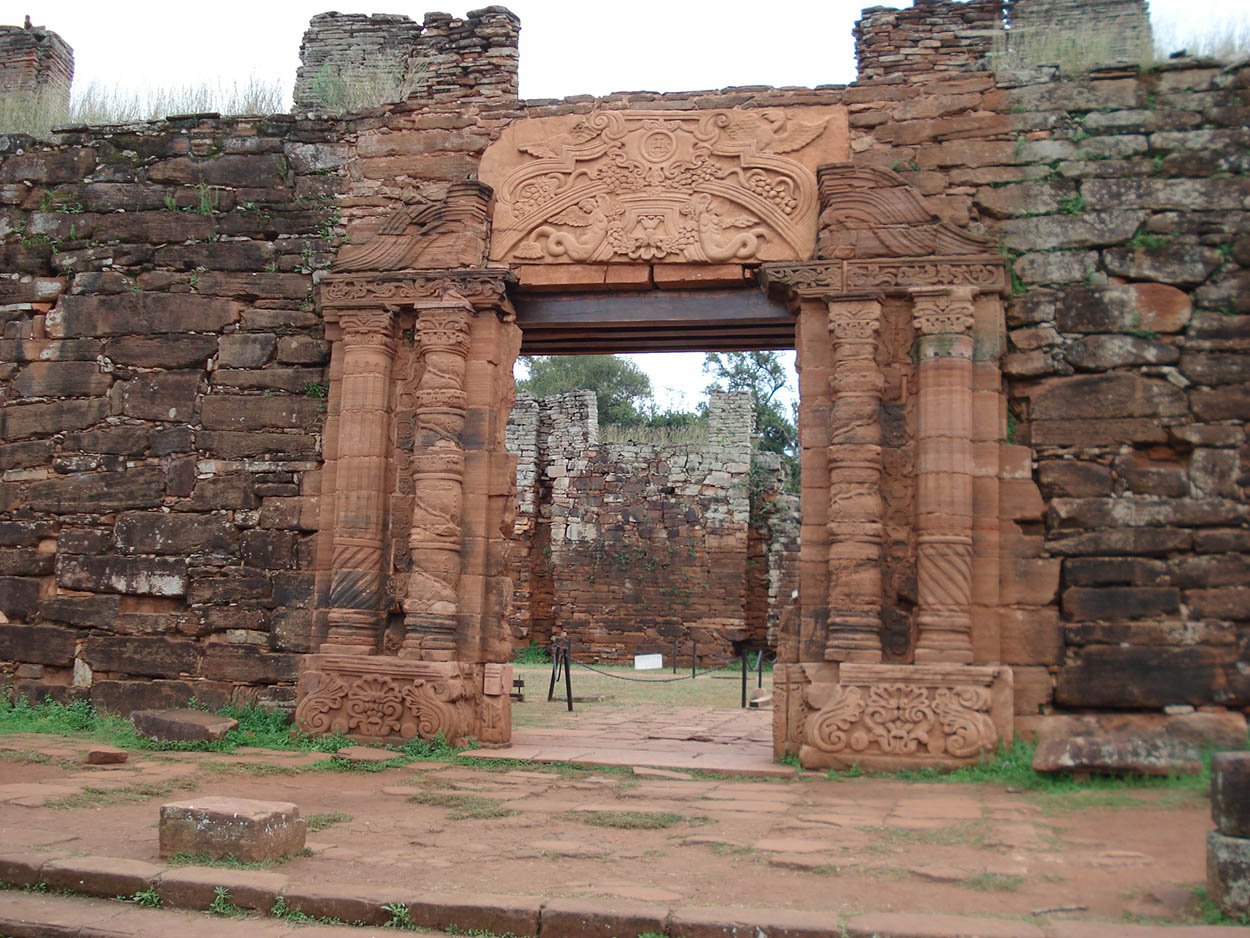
[0,22,73,107]
[507,390,797,664]
[293,7,519,110]
[855,0,1003,82]
[0,116,348,712]
[1009,0,1152,68]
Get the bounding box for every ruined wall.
[0,23,73,106]
[848,4,1248,725]
[507,390,795,664]
[1009,0,1152,68]
[293,7,519,110]
[0,116,347,712]
[855,0,1003,81]
[0,2,1244,727]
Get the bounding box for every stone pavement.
[0,727,1232,934]
[466,705,791,776]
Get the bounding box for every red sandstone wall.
[0,4,1244,723]
[0,117,347,711]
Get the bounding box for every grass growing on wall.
[0,77,286,139]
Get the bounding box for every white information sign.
[634,653,663,671]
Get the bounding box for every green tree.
[517,354,654,426]
[703,351,798,488]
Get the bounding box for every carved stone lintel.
[482,108,848,265]
[760,260,1005,307]
[911,286,977,338]
[321,269,515,317]
[295,654,491,745]
[800,662,1012,771]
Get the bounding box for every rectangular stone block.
[0,624,76,666]
[155,866,287,912]
[13,361,112,398]
[83,636,201,678]
[58,554,187,596]
[404,892,542,937]
[159,797,306,862]
[1212,752,1250,839]
[40,855,162,899]
[540,898,668,938]
[50,293,240,337]
[1208,831,1250,918]
[0,398,109,441]
[1056,646,1228,709]
[24,467,165,512]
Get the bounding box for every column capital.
[827,296,883,342]
[910,286,976,336]
[415,304,473,355]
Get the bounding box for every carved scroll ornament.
[482,108,848,265]
[802,665,1000,760]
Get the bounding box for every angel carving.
[683,193,768,262]
[517,195,620,262]
[724,110,828,154]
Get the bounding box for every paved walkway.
[465,705,790,776]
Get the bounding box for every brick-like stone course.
[506,390,797,664]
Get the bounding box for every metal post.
[547,640,561,703]
[672,636,678,674]
[740,646,748,708]
[758,650,764,689]
[691,639,697,679]
[563,639,574,712]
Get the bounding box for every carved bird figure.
[725,110,828,154]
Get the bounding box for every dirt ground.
[0,692,1220,930]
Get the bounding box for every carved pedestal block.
[294,655,512,747]
[799,662,1012,771]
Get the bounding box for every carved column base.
[799,662,1012,772]
[294,654,512,747]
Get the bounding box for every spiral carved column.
[322,309,398,654]
[825,297,885,664]
[911,287,976,665]
[401,299,474,661]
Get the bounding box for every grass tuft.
[406,790,515,820]
[571,810,692,830]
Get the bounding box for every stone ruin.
[0,18,72,108]
[0,0,1244,776]
[506,389,799,664]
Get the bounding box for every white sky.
[1,0,1241,411]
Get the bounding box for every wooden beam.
[514,287,795,355]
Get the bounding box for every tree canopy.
[517,355,655,426]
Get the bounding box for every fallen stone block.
[1208,831,1250,918]
[1031,711,1246,776]
[84,745,128,765]
[159,797,306,863]
[333,745,403,765]
[132,708,238,742]
[1212,752,1250,838]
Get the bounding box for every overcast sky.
[2,0,1242,410]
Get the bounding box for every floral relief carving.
[345,674,405,736]
[483,109,846,264]
[803,670,999,760]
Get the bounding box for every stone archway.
[295,104,1016,771]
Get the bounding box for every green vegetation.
[962,872,1024,892]
[570,810,691,830]
[1128,229,1169,250]
[0,693,351,756]
[306,811,353,833]
[0,78,286,139]
[127,885,162,909]
[405,790,515,820]
[512,641,551,665]
[1058,193,1086,216]
[1194,886,1250,927]
[382,901,416,929]
[208,886,241,916]
[46,778,198,810]
[517,354,663,427]
[270,895,346,926]
[168,852,276,870]
[308,64,425,113]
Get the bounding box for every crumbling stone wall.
[855,0,1003,81]
[0,22,73,106]
[0,3,1244,731]
[0,116,347,712]
[293,7,519,110]
[1009,0,1152,68]
[507,390,796,664]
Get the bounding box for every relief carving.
[816,163,997,261]
[333,181,493,272]
[801,664,1004,763]
[294,656,475,744]
[482,108,849,265]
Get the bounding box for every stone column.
[322,310,398,654]
[911,287,976,665]
[401,298,474,660]
[824,297,884,663]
